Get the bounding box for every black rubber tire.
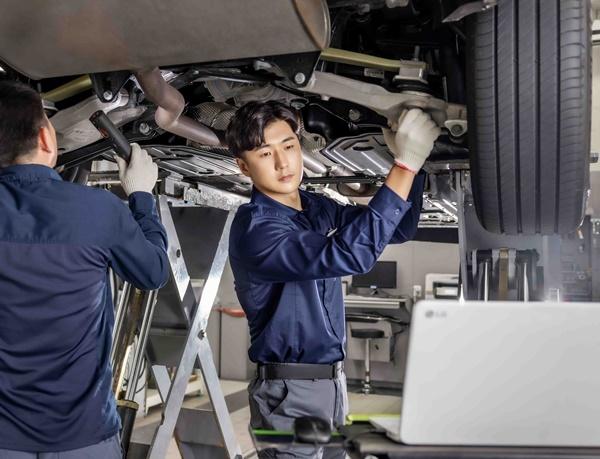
[466,0,591,235]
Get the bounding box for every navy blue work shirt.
[229,175,424,364]
[0,164,169,452]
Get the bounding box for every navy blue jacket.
[0,164,169,452]
[229,176,424,364]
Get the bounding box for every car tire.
[466,0,591,235]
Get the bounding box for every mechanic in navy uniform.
[0,80,169,458]
[226,101,440,458]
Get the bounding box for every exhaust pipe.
[134,68,221,146]
[135,71,364,192]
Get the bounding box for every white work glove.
[382,108,441,173]
[115,143,158,195]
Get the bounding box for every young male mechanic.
[226,101,440,455]
[0,80,169,458]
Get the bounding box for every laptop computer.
[371,300,600,447]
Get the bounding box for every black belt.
[257,362,343,380]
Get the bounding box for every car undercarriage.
[0,0,595,301]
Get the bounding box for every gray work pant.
[249,371,349,458]
[0,434,121,459]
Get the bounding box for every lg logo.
[425,310,447,319]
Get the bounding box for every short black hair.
[225,101,299,158]
[0,79,45,166]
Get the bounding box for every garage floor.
[132,379,402,458]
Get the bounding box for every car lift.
[448,171,568,301]
[110,179,249,459]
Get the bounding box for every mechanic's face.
[237,119,303,203]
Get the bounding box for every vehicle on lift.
[0,0,593,300]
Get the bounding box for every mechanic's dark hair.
[0,79,46,167]
[225,101,300,158]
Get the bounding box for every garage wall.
[212,261,255,380]
[217,261,238,307]
[592,173,600,217]
[592,45,600,154]
[345,241,460,298]
[591,44,600,216]
[343,240,459,386]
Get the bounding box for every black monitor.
[352,261,397,290]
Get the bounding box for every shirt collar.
[0,164,62,181]
[251,187,313,217]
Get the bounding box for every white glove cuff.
[394,150,424,173]
[121,176,152,196]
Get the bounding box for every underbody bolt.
[294,72,306,85]
[348,108,361,121]
[139,123,151,135]
[290,99,305,110]
[450,124,464,136]
[103,90,113,101]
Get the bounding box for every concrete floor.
[132,379,401,458]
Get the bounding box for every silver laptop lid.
[400,301,600,447]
